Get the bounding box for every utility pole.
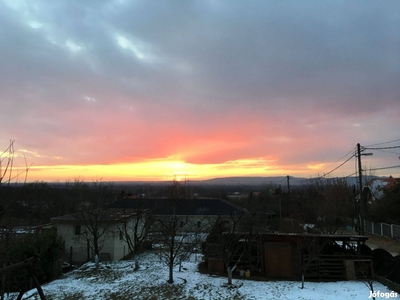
[287,175,291,194]
[357,143,373,236]
[357,143,364,235]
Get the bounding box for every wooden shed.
[205,232,370,281]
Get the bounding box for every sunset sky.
[1,0,400,182]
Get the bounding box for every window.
[119,229,123,241]
[75,225,81,235]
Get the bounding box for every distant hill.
[196,176,307,186]
[98,176,365,187]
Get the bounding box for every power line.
[308,139,400,179]
[364,138,400,147]
[310,148,356,178]
[321,152,356,177]
[343,171,358,178]
[369,165,400,171]
[364,145,400,150]
[276,176,286,186]
[359,142,400,176]
[371,148,400,156]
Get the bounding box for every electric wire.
[369,165,400,171]
[364,138,400,147]
[308,139,400,180]
[277,176,286,186]
[362,139,400,176]
[370,148,400,156]
[364,145,400,150]
[321,152,356,177]
[343,171,358,179]
[310,148,356,178]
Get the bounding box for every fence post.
[364,219,366,235]
[391,224,394,238]
[1,263,5,300]
[381,223,383,237]
[372,221,374,234]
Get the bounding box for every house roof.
[366,176,398,199]
[263,232,369,242]
[367,176,397,188]
[225,232,369,243]
[108,197,250,216]
[51,208,142,223]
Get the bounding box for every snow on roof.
[367,177,397,199]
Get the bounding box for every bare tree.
[73,181,117,267]
[300,177,353,234]
[0,140,38,300]
[0,140,30,216]
[356,259,375,300]
[121,209,151,254]
[355,247,396,300]
[294,235,329,289]
[205,213,256,286]
[0,140,29,185]
[75,209,111,267]
[154,214,197,284]
[0,140,31,258]
[153,178,198,284]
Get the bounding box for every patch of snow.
[14,252,400,300]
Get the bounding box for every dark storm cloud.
[108,1,400,109]
[3,1,399,109]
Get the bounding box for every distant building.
[52,198,250,264]
[366,176,397,200]
[109,197,251,241]
[109,197,249,221]
[51,208,146,264]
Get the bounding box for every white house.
[51,208,147,264]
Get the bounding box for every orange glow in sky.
[19,157,363,183]
[25,158,301,182]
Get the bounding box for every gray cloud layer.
[1,0,399,173]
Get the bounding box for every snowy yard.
[13,252,400,300]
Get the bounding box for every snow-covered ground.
[12,252,400,300]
